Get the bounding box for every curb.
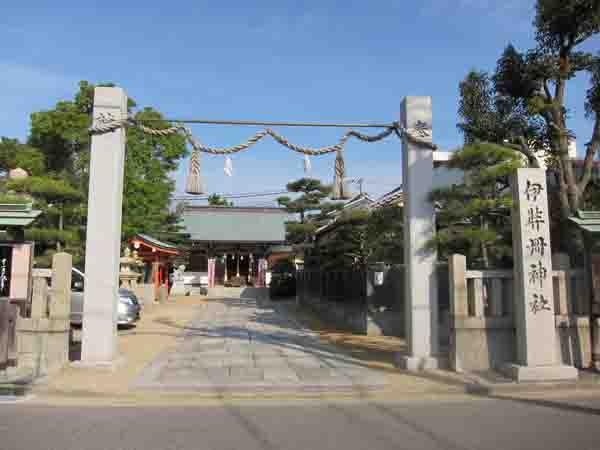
[0,373,36,397]
[463,370,600,396]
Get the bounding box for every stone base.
[501,363,578,383]
[395,354,444,371]
[70,356,126,372]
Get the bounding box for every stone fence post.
[50,253,72,320]
[449,254,467,371]
[16,252,72,376]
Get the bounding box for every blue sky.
[1,1,598,205]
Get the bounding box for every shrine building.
[179,205,291,287]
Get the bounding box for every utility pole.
[344,178,365,195]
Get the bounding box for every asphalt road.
[1,395,599,450]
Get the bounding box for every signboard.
[0,242,33,301]
[0,245,13,298]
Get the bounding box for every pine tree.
[429,143,523,269]
[277,178,341,244]
[207,194,233,206]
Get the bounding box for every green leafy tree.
[429,143,523,268]
[207,194,233,207]
[121,107,188,239]
[0,138,46,176]
[5,81,188,266]
[22,81,103,265]
[490,1,600,221]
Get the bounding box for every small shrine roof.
[0,203,42,227]
[131,233,180,255]
[569,210,600,234]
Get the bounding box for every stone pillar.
[224,254,229,283]
[236,253,240,277]
[586,249,600,369]
[49,253,72,320]
[395,96,441,371]
[552,253,571,315]
[502,168,577,381]
[207,257,216,288]
[449,254,467,372]
[81,87,127,365]
[158,284,168,304]
[257,258,267,288]
[30,276,49,319]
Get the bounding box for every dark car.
[268,258,297,299]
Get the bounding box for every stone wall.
[16,253,72,377]
[449,254,595,372]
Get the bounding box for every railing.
[448,253,592,371]
[450,254,587,320]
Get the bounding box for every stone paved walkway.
[134,298,386,393]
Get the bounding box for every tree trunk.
[481,221,489,269]
[56,205,64,252]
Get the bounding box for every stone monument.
[502,168,578,382]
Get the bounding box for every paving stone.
[293,367,337,380]
[133,297,386,393]
[287,358,325,369]
[253,356,290,369]
[201,367,230,379]
[263,367,300,382]
[229,367,264,379]
[224,356,255,367]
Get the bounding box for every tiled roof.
[0,203,41,227]
[181,206,290,243]
[371,187,404,210]
[569,210,600,234]
[315,194,373,236]
[135,233,179,251]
